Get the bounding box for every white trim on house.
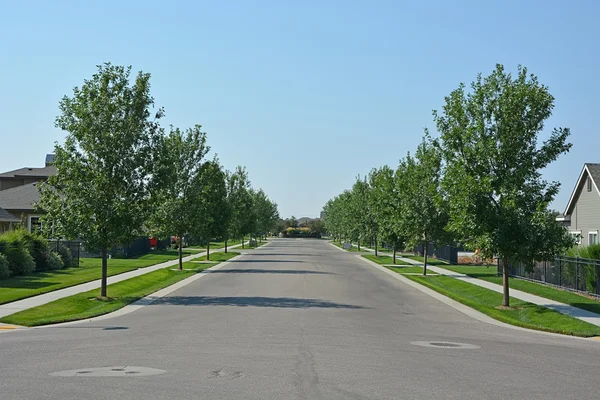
[27,214,42,232]
[564,164,600,216]
[588,230,599,245]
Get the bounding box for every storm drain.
[410,341,480,349]
[50,366,166,377]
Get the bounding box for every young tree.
[192,159,229,261]
[435,64,573,306]
[351,177,377,253]
[150,125,209,270]
[395,134,449,275]
[39,63,163,297]
[252,189,279,240]
[225,166,254,250]
[369,166,405,263]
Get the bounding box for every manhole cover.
[410,341,480,349]
[50,366,166,377]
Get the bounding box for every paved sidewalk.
[426,265,600,328]
[0,244,242,319]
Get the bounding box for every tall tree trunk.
[393,247,397,264]
[374,235,378,257]
[206,241,210,261]
[502,258,510,307]
[101,246,108,298]
[225,239,228,253]
[423,241,428,276]
[358,240,361,251]
[242,237,245,249]
[178,235,183,271]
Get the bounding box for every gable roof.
[564,163,600,216]
[0,182,41,211]
[0,207,19,222]
[0,165,56,179]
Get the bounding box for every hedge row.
[0,228,76,280]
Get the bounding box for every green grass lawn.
[387,266,438,275]
[362,254,410,266]
[190,238,244,250]
[0,249,196,306]
[405,255,449,266]
[443,265,600,315]
[191,251,240,262]
[404,274,600,337]
[0,261,218,327]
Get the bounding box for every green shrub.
[2,245,35,276]
[0,228,51,271]
[46,251,64,270]
[0,253,10,279]
[57,243,76,268]
[566,244,600,260]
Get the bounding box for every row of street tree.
[39,63,279,297]
[323,64,575,307]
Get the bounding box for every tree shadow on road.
[227,259,306,263]
[152,296,368,309]
[208,269,335,275]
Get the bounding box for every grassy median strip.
[387,266,438,275]
[0,254,238,327]
[0,250,199,306]
[191,251,240,262]
[362,254,410,266]
[404,255,449,266]
[404,274,600,337]
[443,266,600,315]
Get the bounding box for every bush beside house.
[0,228,73,279]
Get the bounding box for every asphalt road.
[1,238,599,400]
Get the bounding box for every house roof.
[0,207,19,222]
[0,182,41,211]
[564,163,600,216]
[0,165,56,179]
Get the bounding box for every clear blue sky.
[1,0,598,218]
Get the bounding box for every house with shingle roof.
[0,155,55,232]
[0,206,20,233]
[558,163,600,246]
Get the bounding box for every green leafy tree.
[150,125,209,270]
[307,219,326,237]
[369,166,405,263]
[39,63,163,297]
[225,166,254,250]
[253,189,279,240]
[287,216,299,229]
[192,159,229,261]
[435,64,573,306]
[349,177,373,251]
[396,134,449,275]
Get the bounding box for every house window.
[589,231,599,245]
[588,177,592,192]
[570,231,582,245]
[28,216,42,233]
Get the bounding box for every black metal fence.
[414,243,458,265]
[48,239,81,266]
[500,257,600,296]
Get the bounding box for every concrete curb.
[356,255,594,341]
[0,243,244,319]
[28,253,250,329]
[328,241,348,252]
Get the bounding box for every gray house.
[559,163,600,246]
[0,155,56,232]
